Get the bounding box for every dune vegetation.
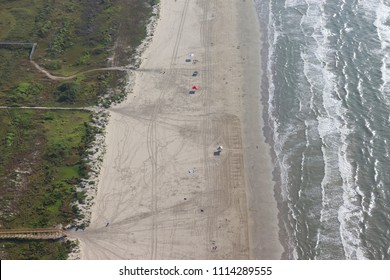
[0,0,156,259]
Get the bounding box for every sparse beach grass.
[0,0,155,106]
[0,109,92,259]
[0,0,157,259]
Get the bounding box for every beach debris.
[192,71,199,77]
[105,222,110,227]
[210,240,217,252]
[188,167,196,174]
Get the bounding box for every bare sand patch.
[68,0,283,259]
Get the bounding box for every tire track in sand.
[147,0,190,259]
[200,0,219,256]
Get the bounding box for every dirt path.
[30,60,129,81]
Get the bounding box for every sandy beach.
[68,0,283,259]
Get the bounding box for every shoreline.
[66,5,161,260]
[237,1,284,259]
[70,0,283,259]
[254,0,290,259]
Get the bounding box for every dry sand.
[68,0,284,259]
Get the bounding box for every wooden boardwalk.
[0,42,37,60]
[0,228,66,240]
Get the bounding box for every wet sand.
[69,0,283,259]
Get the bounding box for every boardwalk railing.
[0,228,66,240]
[0,42,37,60]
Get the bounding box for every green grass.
[0,0,155,107]
[58,165,80,180]
[0,10,16,40]
[0,0,158,260]
[0,109,92,259]
[0,109,92,226]
[0,239,76,260]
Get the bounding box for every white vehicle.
[214,145,223,156]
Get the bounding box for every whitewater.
[254,0,390,259]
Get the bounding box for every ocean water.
[254,0,390,259]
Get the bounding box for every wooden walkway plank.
[0,228,66,240]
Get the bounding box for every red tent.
[192,85,199,90]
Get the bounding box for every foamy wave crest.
[298,0,366,259]
[265,0,302,259]
[284,0,306,8]
[357,0,378,19]
[298,0,343,259]
[264,0,390,259]
[338,123,367,260]
[358,0,390,105]
[266,4,295,206]
[375,1,390,106]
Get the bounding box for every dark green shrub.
[45,141,69,164]
[57,82,80,103]
[45,60,62,70]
